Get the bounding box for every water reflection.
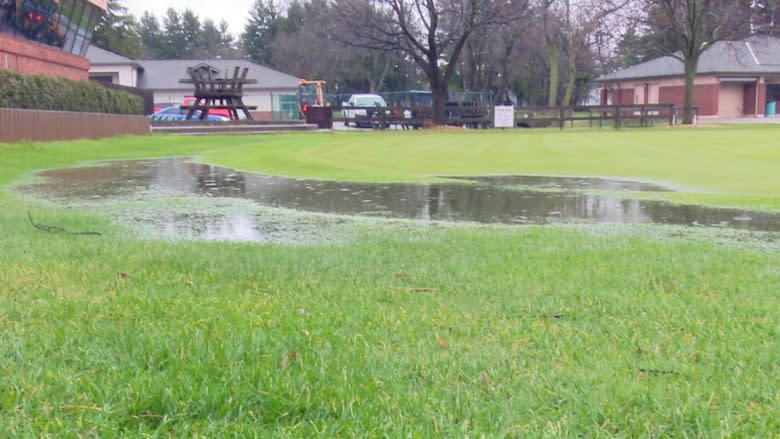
[20,158,780,236]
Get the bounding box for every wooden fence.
[337,102,492,129]
[516,104,678,129]
[0,108,150,143]
[334,103,680,130]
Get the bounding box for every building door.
[718,84,743,118]
[634,86,644,104]
[647,85,659,104]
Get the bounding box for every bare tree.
[332,0,528,124]
[560,0,630,106]
[538,0,630,106]
[539,0,562,105]
[752,0,780,35]
[269,0,402,93]
[639,0,752,123]
[458,1,533,104]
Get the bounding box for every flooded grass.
[16,158,780,239]
[2,130,780,435]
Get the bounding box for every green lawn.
[1,127,779,436]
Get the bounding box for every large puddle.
[17,158,780,241]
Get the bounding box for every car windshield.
[354,96,385,107]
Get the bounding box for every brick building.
[0,0,107,81]
[596,35,780,119]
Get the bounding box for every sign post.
[493,105,515,129]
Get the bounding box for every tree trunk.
[561,33,576,106]
[547,41,559,106]
[561,0,575,107]
[431,79,448,125]
[683,57,698,124]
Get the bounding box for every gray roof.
[137,59,300,91]
[597,35,780,82]
[86,45,143,70]
[85,46,300,91]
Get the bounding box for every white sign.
[493,105,515,128]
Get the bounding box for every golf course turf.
[1,127,778,436]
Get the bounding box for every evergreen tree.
[91,0,144,59]
[217,20,241,58]
[160,8,188,59]
[241,0,281,65]
[198,18,222,58]
[138,11,163,59]
[181,9,202,57]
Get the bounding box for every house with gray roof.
[596,35,780,118]
[85,46,301,120]
[87,46,145,87]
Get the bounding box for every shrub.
[0,69,143,114]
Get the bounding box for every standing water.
[17,158,780,241]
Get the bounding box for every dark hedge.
[0,70,144,114]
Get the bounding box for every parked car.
[342,94,388,127]
[149,105,229,122]
[182,97,236,119]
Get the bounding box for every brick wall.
[0,35,89,81]
[611,86,634,105]
[659,84,719,116]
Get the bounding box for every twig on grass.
[27,211,102,236]
[637,368,681,377]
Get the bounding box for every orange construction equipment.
[298,79,332,128]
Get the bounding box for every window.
[0,0,104,56]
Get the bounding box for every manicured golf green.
[1,127,778,436]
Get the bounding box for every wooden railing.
[516,104,678,129]
[334,103,681,130]
[336,103,491,129]
[0,108,150,143]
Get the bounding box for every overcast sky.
[122,0,255,36]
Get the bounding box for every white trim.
[745,41,760,65]
[719,77,758,83]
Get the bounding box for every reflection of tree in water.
[193,164,246,197]
[453,175,672,193]
[639,202,779,230]
[27,161,156,200]
[20,158,780,233]
[423,187,651,224]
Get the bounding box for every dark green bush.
[0,69,143,114]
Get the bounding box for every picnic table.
[178,66,258,121]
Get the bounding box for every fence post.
[559,107,565,130]
[614,106,620,129]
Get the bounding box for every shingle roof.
[597,35,780,82]
[86,45,143,69]
[85,46,301,91]
[136,59,300,91]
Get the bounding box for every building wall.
[152,88,295,119]
[605,75,728,117]
[602,75,780,117]
[0,35,89,81]
[89,64,137,87]
[153,91,272,110]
